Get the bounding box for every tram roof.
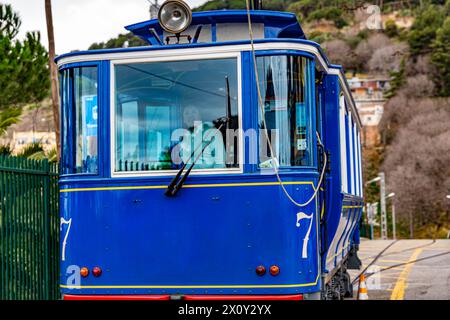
[126,10,307,45]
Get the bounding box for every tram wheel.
[342,270,353,298]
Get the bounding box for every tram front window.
[114,58,239,173]
[60,66,99,175]
[256,55,313,168]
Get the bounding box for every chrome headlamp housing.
[158,0,192,34]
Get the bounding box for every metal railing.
[0,155,59,300]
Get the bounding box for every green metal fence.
[0,155,59,300]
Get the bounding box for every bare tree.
[382,97,450,237]
[45,0,60,159]
[368,43,408,74]
[355,40,372,65]
[367,33,392,50]
[322,39,359,70]
[355,33,394,72]
[406,54,432,77]
[401,74,435,98]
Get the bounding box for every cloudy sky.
[4,0,208,54]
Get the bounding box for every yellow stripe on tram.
[342,205,364,209]
[60,274,320,290]
[60,181,315,193]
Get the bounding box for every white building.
[347,76,390,146]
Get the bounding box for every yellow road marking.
[378,259,410,263]
[390,248,423,300]
[385,266,409,272]
[382,274,402,278]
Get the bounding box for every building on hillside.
[347,76,390,147]
[0,101,57,155]
[9,131,56,155]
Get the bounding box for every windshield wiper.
[165,77,232,197]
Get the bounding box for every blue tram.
[57,2,364,300]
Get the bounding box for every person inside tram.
[172,104,226,169]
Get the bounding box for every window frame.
[356,130,363,197]
[339,92,348,194]
[59,62,101,177]
[110,52,244,178]
[347,111,355,195]
[353,122,361,196]
[254,51,317,171]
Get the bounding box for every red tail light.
[255,265,266,276]
[92,267,102,277]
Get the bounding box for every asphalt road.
[348,239,450,300]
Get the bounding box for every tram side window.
[257,55,313,167]
[354,123,361,196]
[357,130,363,196]
[60,67,98,175]
[339,93,348,193]
[346,111,355,195]
[114,58,239,173]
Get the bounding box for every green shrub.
[307,8,348,29]
[16,142,44,158]
[385,19,399,38]
[407,4,446,55]
[308,30,328,44]
[0,144,12,156]
[431,17,450,96]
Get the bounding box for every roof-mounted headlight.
[158,0,192,34]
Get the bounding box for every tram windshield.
[114,58,239,173]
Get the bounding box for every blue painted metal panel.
[55,39,325,65]
[333,199,352,265]
[340,202,358,258]
[321,74,341,273]
[125,10,306,45]
[329,196,363,269]
[352,207,363,246]
[344,197,364,250]
[241,51,257,174]
[320,75,363,272]
[100,60,111,178]
[329,197,347,268]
